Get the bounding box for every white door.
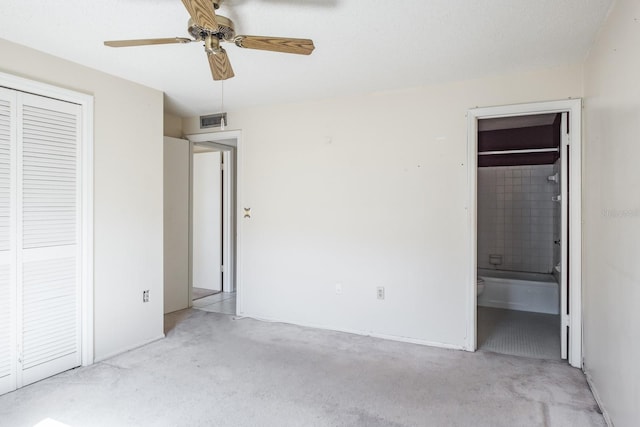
[0,88,17,395]
[192,151,222,291]
[0,90,82,392]
[18,93,82,386]
[559,112,569,360]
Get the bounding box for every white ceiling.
[0,0,612,117]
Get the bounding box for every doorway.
[467,100,582,368]
[188,134,239,315]
[192,148,223,300]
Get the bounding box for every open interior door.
[560,112,569,360]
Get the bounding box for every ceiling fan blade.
[234,36,315,55]
[104,38,192,47]
[208,48,235,80]
[181,0,219,31]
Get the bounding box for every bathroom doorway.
[467,100,582,368]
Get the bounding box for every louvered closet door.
[0,88,17,395]
[17,93,82,387]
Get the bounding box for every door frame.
[186,130,242,313]
[466,99,582,368]
[0,71,94,367]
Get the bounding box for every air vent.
[200,113,227,129]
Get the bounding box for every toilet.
[477,277,485,297]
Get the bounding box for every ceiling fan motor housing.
[188,15,235,42]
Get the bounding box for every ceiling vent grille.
[200,113,227,129]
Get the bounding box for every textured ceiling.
[0,0,612,117]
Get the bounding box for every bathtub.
[477,268,559,315]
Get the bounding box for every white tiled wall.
[552,159,561,273]
[477,164,557,273]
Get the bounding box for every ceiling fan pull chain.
[220,80,226,130]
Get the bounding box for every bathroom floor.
[478,306,561,360]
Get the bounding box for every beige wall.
[185,63,583,348]
[163,137,190,314]
[0,38,164,360]
[583,0,640,425]
[164,112,183,138]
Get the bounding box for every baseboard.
[94,334,166,363]
[237,312,464,351]
[584,369,613,427]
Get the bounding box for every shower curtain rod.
[478,147,559,156]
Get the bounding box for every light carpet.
[0,309,604,427]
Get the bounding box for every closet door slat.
[21,258,77,370]
[0,98,12,252]
[0,89,17,396]
[18,93,81,387]
[21,101,77,250]
[0,265,14,392]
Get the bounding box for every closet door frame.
[0,71,94,367]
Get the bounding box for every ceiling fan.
[104,0,315,81]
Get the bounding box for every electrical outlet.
[143,290,149,303]
[335,283,343,295]
[377,286,385,300]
